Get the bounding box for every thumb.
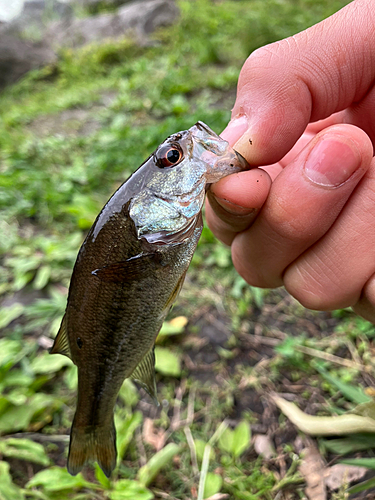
[222,0,375,165]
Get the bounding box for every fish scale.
[51,121,251,477]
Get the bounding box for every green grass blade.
[314,365,371,405]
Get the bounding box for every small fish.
[51,121,250,477]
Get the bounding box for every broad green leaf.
[154,347,181,377]
[0,393,63,433]
[340,458,375,469]
[137,443,182,487]
[33,265,51,290]
[95,463,111,490]
[157,316,188,341]
[203,472,222,499]
[231,276,248,299]
[64,365,78,390]
[26,467,90,492]
[232,421,251,458]
[0,438,50,466]
[194,439,215,463]
[321,434,375,455]
[118,379,139,408]
[0,339,23,368]
[276,335,305,358]
[31,352,72,374]
[63,193,102,230]
[0,396,9,415]
[116,411,143,460]
[109,479,153,500]
[0,303,24,329]
[315,366,371,405]
[218,428,234,454]
[250,286,265,308]
[1,369,34,388]
[0,461,25,500]
[6,390,27,406]
[348,477,375,494]
[0,404,36,434]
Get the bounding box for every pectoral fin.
[164,270,187,312]
[50,314,72,359]
[92,252,166,283]
[130,347,159,406]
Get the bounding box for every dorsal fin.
[50,313,72,359]
[130,347,159,406]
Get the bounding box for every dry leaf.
[253,434,276,459]
[169,316,188,328]
[205,495,230,500]
[324,464,367,491]
[142,417,167,451]
[299,443,326,500]
[272,393,375,435]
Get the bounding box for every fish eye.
[156,144,183,168]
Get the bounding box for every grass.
[3,0,375,499]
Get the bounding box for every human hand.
[206,0,375,323]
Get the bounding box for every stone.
[46,0,179,49]
[0,34,57,89]
[0,0,72,41]
[73,0,134,13]
[0,0,178,91]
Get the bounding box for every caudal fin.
[67,421,117,478]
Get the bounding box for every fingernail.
[221,115,249,146]
[304,136,361,187]
[214,196,256,216]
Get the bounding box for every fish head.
[129,121,250,245]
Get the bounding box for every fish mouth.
[189,121,251,177]
[194,121,219,137]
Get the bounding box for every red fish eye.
[156,145,183,168]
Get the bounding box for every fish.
[51,121,250,477]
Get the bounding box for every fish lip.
[193,121,219,138]
[234,149,251,170]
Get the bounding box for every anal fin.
[50,313,72,359]
[130,347,159,406]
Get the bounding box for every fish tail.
[67,420,117,478]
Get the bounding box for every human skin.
[206,0,375,323]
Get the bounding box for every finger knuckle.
[284,263,338,311]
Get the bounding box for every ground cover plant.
[3,0,375,498]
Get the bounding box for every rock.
[0,0,24,23]
[0,0,72,41]
[73,0,134,14]
[47,0,179,49]
[0,34,57,89]
[0,0,178,91]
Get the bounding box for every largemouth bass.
[51,121,250,477]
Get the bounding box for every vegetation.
[4,0,375,499]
